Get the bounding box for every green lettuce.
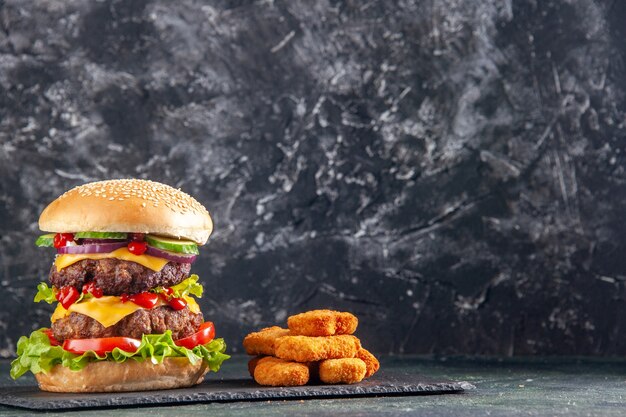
[171,275,203,298]
[34,275,204,308]
[34,282,93,305]
[33,282,56,304]
[11,328,229,380]
[153,274,203,298]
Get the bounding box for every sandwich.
[10,179,229,392]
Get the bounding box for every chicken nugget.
[247,356,263,377]
[274,334,360,362]
[288,310,358,336]
[356,348,380,378]
[253,357,310,387]
[318,358,366,384]
[243,326,290,356]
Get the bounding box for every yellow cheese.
[50,296,144,327]
[70,296,144,327]
[55,248,169,272]
[51,294,201,326]
[52,296,158,327]
[51,304,68,323]
[184,295,200,314]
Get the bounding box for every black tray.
[0,370,474,410]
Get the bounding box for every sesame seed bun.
[35,357,209,393]
[39,179,213,245]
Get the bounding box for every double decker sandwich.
[11,179,229,392]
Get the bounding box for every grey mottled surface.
[0,0,625,357]
[1,356,626,416]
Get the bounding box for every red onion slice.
[80,238,127,244]
[57,242,127,255]
[145,246,197,264]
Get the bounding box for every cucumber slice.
[35,234,55,247]
[74,232,128,239]
[145,235,199,255]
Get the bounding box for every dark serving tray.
[0,370,474,410]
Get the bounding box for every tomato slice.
[53,233,74,248]
[43,329,60,346]
[81,282,103,298]
[168,297,187,310]
[175,322,215,349]
[55,286,80,309]
[127,241,147,255]
[128,292,159,309]
[63,337,141,355]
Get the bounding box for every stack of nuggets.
[243,310,380,386]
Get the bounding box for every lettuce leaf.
[154,275,203,299]
[11,328,229,379]
[33,282,56,304]
[34,275,204,308]
[170,274,203,298]
[34,282,92,305]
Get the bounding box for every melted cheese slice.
[51,295,200,327]
[55,248,169,272]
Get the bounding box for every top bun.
[39,179,213,245]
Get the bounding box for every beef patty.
[49,259,191,295]
[51,306,203,341]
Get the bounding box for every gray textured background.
[1,0,625,357]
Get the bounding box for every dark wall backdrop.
[1,0,625,357]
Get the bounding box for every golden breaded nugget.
[247,356,263,377]
[253,357,310,387]
[318,358,366,384]
[250,356,316,378]
[288,310,358,336]
[243,326,290,356]
[274,335,360,362]
[356,348,380,378]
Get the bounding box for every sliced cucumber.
[74,232,128,239]
[145,235,199,255]
[35,233,55,247]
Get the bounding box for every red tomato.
[129,292,159,309]
[55,286,80,309]
[53,233,74,248]
[82,282,103,298]
[168,297,187,310]
[127,241,147,255]
[175,322,215,349]
[63,337,141,355]
[129,233,145,242]
[43,329,60,346]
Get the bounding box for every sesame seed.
[60,179,209,217]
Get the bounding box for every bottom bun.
[35,357,209,393]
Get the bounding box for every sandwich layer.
[51,307,203,341]
[39,179,213,245]
[35,357,209,392]
[49,258,191,295]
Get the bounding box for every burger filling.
[49,259,191,295]
[11,232,229,380]
[52,307,203,341]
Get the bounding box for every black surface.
[3,357,626,417]
[0,372,472,410]
[1,0,626,357]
